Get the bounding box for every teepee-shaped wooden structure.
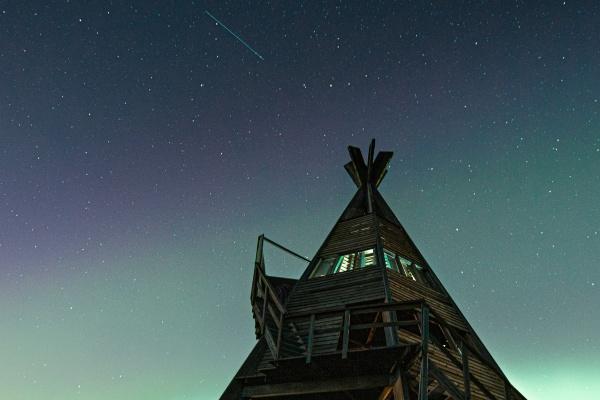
[220,140,526,400]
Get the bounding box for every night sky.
[1,2,599,399]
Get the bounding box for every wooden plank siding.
[318,214,378,257]
[285,267,386,315]
[273,267,386,362]
[387,270,469,331]
[378,218,426,265]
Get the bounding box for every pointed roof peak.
[340,139,398,223]
[344,139,394,189]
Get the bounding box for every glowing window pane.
[361,248,376,267]
[384,250,399,272]
[311,248,378,278]
[399,256,417,281]
[335,253,356,273]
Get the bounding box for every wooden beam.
[378,386,393,400]
[373,213,399,347]
[342,309,351,359]
[352,320,418,331]
[392,372,409,400]
[371,151,393,187]
[347,146,367,186]
[366,139,375,213]
[242,374,390,398]
[461,341,471,400]
[305,314,315,363]
[263,328,277,360]
[365,312,381,346]
[430,335,497,400]
[430,362,464,400]
[288,299,424,319]
[262,236,311,263]
[419,305,429,400]
[275,314,283,359]
[261,294,268,334]
[254,234,265,266]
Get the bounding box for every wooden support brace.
[261,295,268,335]
[429,362,465,400]
[365,311,381,346]
[430,335,497,400]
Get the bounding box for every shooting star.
[205,10,264,61]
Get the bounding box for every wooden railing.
[279,300,506,400]
[252,261,286,359]
[284,301,424,363]
[250,234,310,360]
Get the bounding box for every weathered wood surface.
[318,214,378,257]
[388,270,468,331]
[286,266,386,315]
[401,329,509,400]
[378,218,426,265]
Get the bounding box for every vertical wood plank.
[461,341,471,400]
[418,304,429,400]
[261,282,268,335]
[373,214,398,347]
[250,235,264,318]
[306,314,315,364]
[275,313,283,360]
[342,310,351,359]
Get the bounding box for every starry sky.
[1,1,599,399]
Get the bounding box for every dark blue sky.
[1,1,599,399]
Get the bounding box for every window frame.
[309,247,378,278]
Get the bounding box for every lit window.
[384,250,399,272]
[398,256,417,281]
[311,249,377,278]
[334,253,356,273]
[360,248,377,268]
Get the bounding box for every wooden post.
[275,313,283,360]
[461,341,471,400]
[306,314,315,364]
[342,310,351,359]
[418,304,429,400]
[261,283,268,335]
[373,214,399,347]
[250,235,265,307]
[366,139,375,214]
[255,235,265,264]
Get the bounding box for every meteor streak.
[205,10,264,61]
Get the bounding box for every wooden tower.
[220,140,526,400]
